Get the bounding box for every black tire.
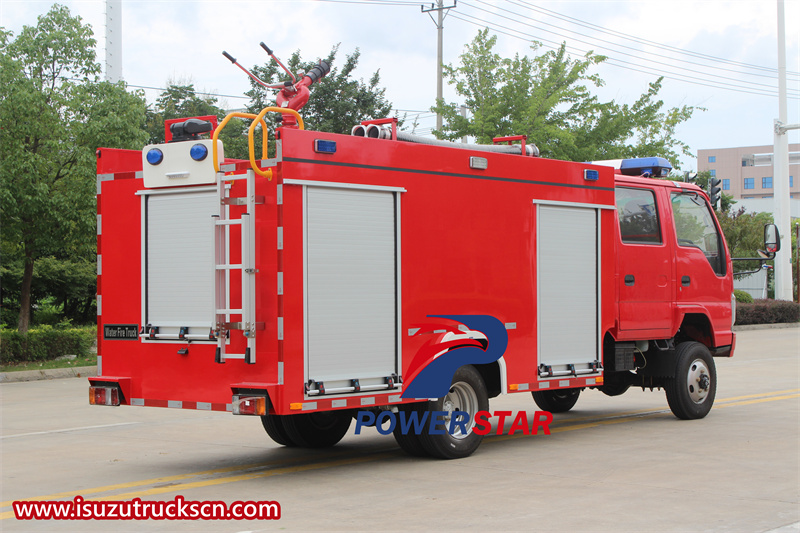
[418,365,489,460]
[393,404,429,457]
[600,381,631,397]
[531,388,581,413]
[282,410,352,448]
[665,341,716,420]
[260,415,296,447]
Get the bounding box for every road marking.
[490,389,800,442]
[714,393,800,408]
[2,387,798,520]
[0,453,395,520]
[0,447,370,508]
[0,422,141,440]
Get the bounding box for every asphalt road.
[1,327,798,532]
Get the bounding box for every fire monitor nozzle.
[169,119,213,142]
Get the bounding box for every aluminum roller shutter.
[537,204,600,370]
[145,191,217,334]
[306,187,398,387]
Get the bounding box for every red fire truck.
[90,54,744,459]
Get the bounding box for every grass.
[0,354,97,373]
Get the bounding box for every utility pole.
[773,0,799,300]
[422,1,456,133]
[105,0,122,83]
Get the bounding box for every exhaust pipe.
[365,124,382,138]
[351,125,367,137]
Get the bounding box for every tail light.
[89,386,120,406]
[232,395,267,416]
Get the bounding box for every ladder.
[213,168,263,363]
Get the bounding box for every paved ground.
[1,327,798,532]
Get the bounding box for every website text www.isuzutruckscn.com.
[13,496,280,521]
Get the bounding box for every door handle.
[681,276,691,287]
[624,275,635,286]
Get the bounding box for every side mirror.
[763,224,781,256]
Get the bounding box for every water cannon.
[222,43,331,127]
[169,119,213,142]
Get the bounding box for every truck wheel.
[600,382,630,397]
[665,341,716,420]
[393,404,429,457]
[531,388,581,413]
[418,365,489,460]
[282,410,352,448]
[260,415,296,447]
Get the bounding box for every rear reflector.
[89,386,120,406]
[232,395,266,416]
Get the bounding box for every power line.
[508,0,800,78]
[497,0,800,81]
[126,83,250,100]
[459,0,800,95]
[448,10,800,100]
[313,0,421,5]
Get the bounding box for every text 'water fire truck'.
[91,47,745,459]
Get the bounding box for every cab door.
[615,186,674,335]
[668,190,733,332]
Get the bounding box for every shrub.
[735,299,800,326]
[734,290,754,304]
[0,325,96,364]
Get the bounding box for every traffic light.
[708,177,721,207]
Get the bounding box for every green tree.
[433,30,700,167]
[145,83,223,144]
[246,44,395,134]
[145,82,251,160]
[0,5,148,332]
[717,207,774,273]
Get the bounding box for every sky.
[2,0,799,170]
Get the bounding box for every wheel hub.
[442,382,479,439]
[686,359,711,404]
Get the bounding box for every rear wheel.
[665,341,716,420]
[418,365,489,459]
[393,404,429,457]
[600,379,631,397]
[282,410,352,448]
[260,415,296,446]
[531,388,581,413]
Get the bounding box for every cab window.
[670,192,726,276]
[615,187,662,244]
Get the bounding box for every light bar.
[619,157,672,177]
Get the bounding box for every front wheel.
[418,365,489,459]
[665,341,716,420]
[531,388,581,413]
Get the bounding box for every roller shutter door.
[306,187,398,388]
[145,190,216,335]
[537,204,600,371]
